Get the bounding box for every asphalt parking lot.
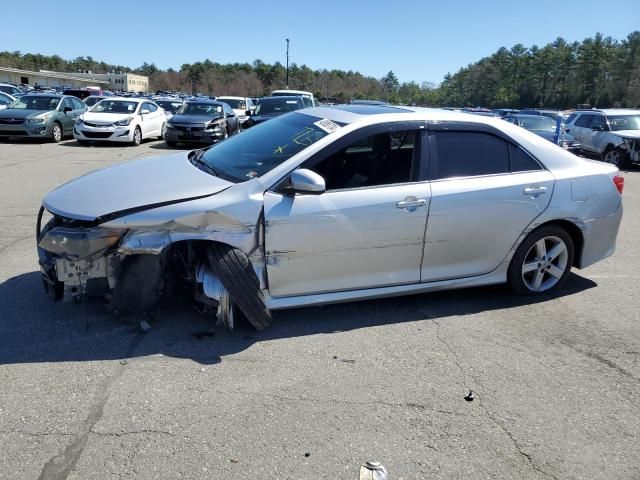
[0,138,638,480]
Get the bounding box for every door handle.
[523,186,547,197]
[396,198,427,210]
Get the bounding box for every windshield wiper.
[190,149,219,177]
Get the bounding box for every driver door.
[263,124,430,298]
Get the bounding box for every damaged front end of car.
[619,137,640,164]
[36,197,271,331]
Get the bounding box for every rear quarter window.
[434,131,510,179]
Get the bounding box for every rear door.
[571,114,594,152]
[421,124,555,282]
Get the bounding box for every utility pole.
[285,38,290,89]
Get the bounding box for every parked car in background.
[216,96,255,127]
[504,114,579,151]
[74,97,165,146]
[0,94,86,142]
[0,84,23,97]
[0,92,16,109]
[164,100,240,147]
[349,99,389,106]
[245,96,305,127]
[272,89,316,107]
[493,108,520,117]
[83,96,107,108]
[154,98,184,119]
[565,109,640,167]
[519,109,564,120]
[36,106,623,331]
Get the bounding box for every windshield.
[518,116,556,131]
[218,99,246,109]
[0,85,20,95]
[608,115,640,131]
[255,98,303,116]
[8,96,59,110]
[201,112,335,182]
[90,100,138,114]
[177,103,223,117]
[156,100,183,114]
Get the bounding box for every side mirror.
[63,106,72,113]
[290,169,325,194]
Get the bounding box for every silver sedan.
[37,106,624,330]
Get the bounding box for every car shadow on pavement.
[0,270,597,366]
[58,139,155,148]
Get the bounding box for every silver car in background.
[37,106,624,330]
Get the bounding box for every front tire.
[50,122,63,143]
[206,244,272,330]
[507,225,574,295]
[602,146,628,168]
[158,123,165,140]
[131,126,142,146]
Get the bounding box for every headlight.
[26,117,46,124]
[75,118,83,125]
[165,123,174,130]
[38,227,127,260]
[113,116,134,127]
[206,122,222,130]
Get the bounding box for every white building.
[0,67,110,89]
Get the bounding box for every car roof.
[508,114,555,119]
[577,108,640,116]
[272,89,313,95]
[21,93,63,98]
[259,96,304,101]
[216,96,246,100]
[184,99,224,105]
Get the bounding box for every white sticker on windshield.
[314,118,340,134]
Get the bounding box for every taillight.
[613,175,624,194]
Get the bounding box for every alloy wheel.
[52,124,62,142]
[521,236,569,292]
[604,149,621,166]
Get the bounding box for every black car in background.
[519,109,564,120]
[164,100,240,147]
[245,96,305,127]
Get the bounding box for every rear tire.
[507,225,574,295]
[206,244,272,330]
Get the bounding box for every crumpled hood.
[610,130,640,140]
[43,151,232,221]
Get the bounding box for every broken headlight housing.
[38,227,127,260]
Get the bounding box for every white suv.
[566,109,640,167]
[216,96,255,127]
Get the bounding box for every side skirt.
[265,263,509,310]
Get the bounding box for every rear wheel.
[507,225,574,295]
[602,146,628,168]
[50,122,63,143]
[131,126,142,146]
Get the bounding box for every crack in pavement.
[432,320,560,480]
[0,430,73,437]
[89,428,176,438]
[561,340,637,380]
[37,331,146,480]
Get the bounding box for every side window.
[308,129,419,190]
[60,98,73,110]
[564,113,577,125]
[433,132,509,179]
[71,98,84,110]
[591,115,606,130]
[509,145,542,172]
[574,114,593,128]
[143,102,158,113]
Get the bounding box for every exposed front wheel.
[50,122,63,143]
[206,244,272,330]
[602,147,628,168]
[507,225,574,295]
[131,126,142,146]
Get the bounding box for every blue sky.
[1,0,638,84]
